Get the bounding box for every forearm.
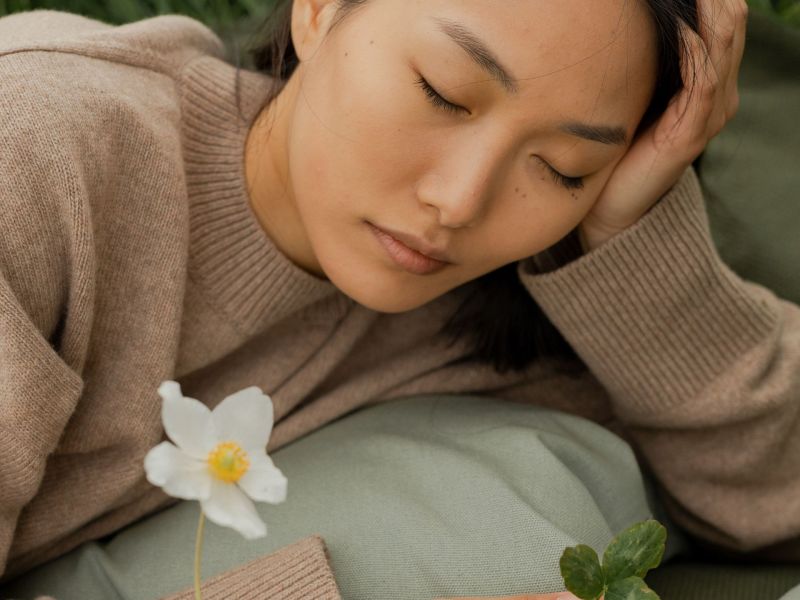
[518,166,800,553]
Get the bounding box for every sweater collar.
[178,55,346,335]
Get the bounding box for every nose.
[416,145,500,229]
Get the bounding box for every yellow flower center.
[207,441,250,483]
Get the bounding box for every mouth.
[366,221,451,276]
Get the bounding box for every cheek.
[287,61,420,228]
[483,181,597,263]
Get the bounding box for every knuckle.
[724,28,736,48]
[727,93,741,118]
[698,79,719,104]
[709,112,727,138]
[687,133,709,158]
[714,24,737,49]
[738,0,749,20]
[714,116,727,136]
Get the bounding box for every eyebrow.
[559,122,628,146]
[433,16,520,95]
[432,17,628,147]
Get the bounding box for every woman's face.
[246,0,658,313]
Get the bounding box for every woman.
[2,0,793,598]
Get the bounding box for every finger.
[654,20,717,156]
[722,0,748,119]
[696,0,737,80]
[694,1,747,137]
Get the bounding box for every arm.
[0,44,347,598]
[0,65,90,577]
[0,268,85,577]
[517,165,800,558]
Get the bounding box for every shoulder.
[0,14,199,215]
[0,12,207,338]
[0,11,219,194]
[0,11,228,169]
[0,9,225,77]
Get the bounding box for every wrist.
[577,224,615,253]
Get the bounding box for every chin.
[320,258,446,314]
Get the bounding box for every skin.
[245,0,659,313]
[245,0,746,597]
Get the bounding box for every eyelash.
[414,75,465,115]
[541,161,585,191]
[414,75,586,192]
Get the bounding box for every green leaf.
[559,544,605,600]
[605,576,661,600]
[602,519,666,582]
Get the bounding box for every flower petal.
[159,380,216,459]
[143,441,212,500]
[200,478,268,539]
[237,452,288,504]
[237,452,287,504]
[211,386,274,452]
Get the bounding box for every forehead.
[387,0,659,132]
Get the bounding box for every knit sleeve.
[0,83,92,577]
[23,535,342,600]
[0,267,86,573]
[516,165,800,559]
[159,535,342,600]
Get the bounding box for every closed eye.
[545,163,585,190]
[415,75,585,192]
[414,75,467,115]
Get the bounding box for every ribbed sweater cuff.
[160,534,342,600]
[517,166,780,419]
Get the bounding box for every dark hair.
[237,0,700,374]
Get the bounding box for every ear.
[291,0,341,63]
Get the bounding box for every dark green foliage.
[0,0,277,29]
[0,0,797,30]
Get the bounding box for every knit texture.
[2,7,799,598]
[160,535,341,600]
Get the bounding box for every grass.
[0,0,798,30]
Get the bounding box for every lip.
[367,222,452,275]
[368,222,453,263]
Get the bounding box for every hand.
[577,0,748,252]
[435,592,593,600]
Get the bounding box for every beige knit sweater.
[1,8,798,599]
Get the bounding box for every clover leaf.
[603,520,666,582]
[559,519,667,600]
[605,576,660,600]
[559,544,605,600]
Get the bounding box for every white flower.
[144,381,287,539]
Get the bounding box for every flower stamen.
[207,441,250,483]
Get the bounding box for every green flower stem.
[194,509,205,600]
